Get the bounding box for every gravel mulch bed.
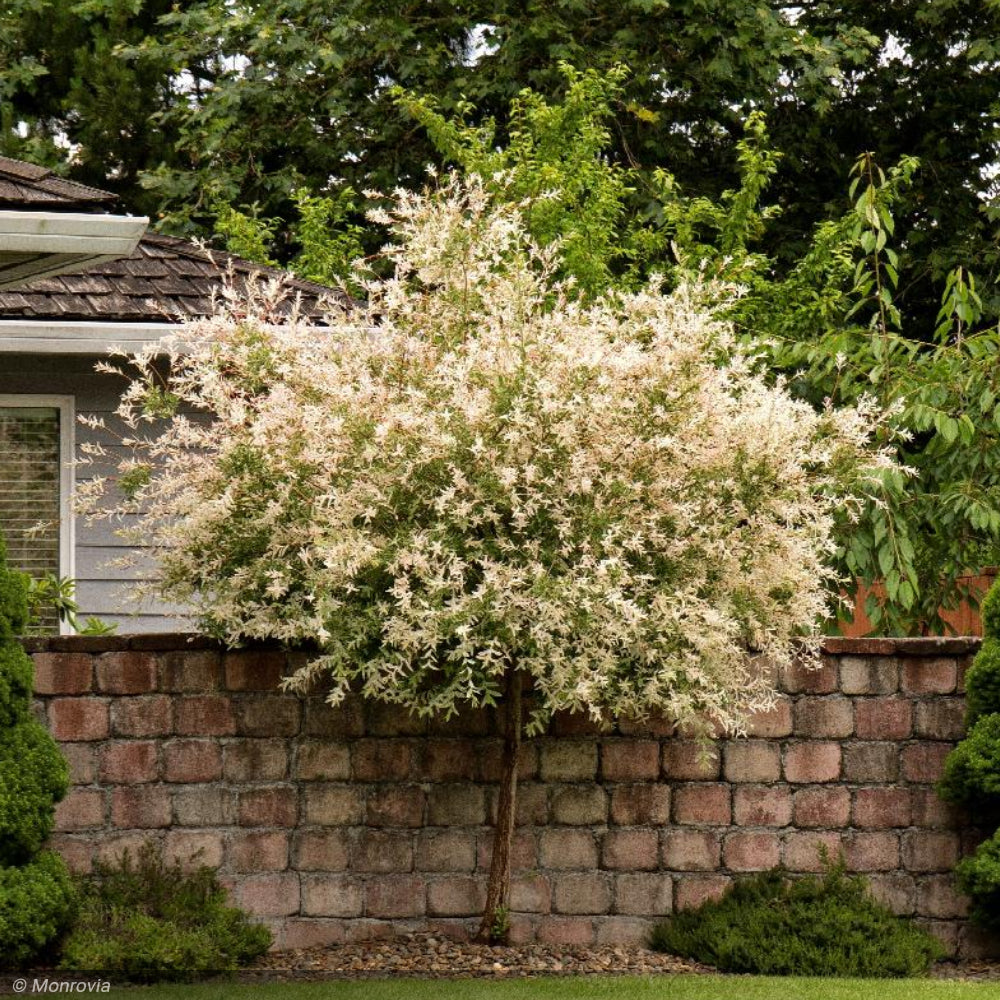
[242,934,712,980]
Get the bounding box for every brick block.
[723,831,781,871]
[366,702,428,737]
[902,743,952,783]
[300,875,363,917]
[48,834,94,875]
[353,830,413,873]
[902,831,960,872]
[673,784,731,825]
[855,697,912,740]
[111,695,172,737]
[601,741,660,782]
[662,830,720,871]
[477,741,539,782]
[295,741,351,781]
[477,830,537,873]
[111,786,171,829]
[352,740,413,782]
[163,830,225,870]
[224,739,289,781]
[911,788,962,829]
[174,695,236,736]
[539,742,598,782]
[293,830,350,871]
[163,739,222,783]
[553,874,612,915]
[54,789,104,831]
[838,656,898,695]
[515,783,549,825]
[536,917,595,947]
[602,830,658,871]
[794,697,854,738]
[367,785,425,827]
[914,699,966,741]
[224,649,287,691]
[94,832,151,868]
[99,741,158,783]
[551,786,608,825]
[539,829,598,870]
[427,703,492,738]
[236,695,301,738]
[853,787,911,829]
[239,873,301,917]
[746,698,793,738]
[662,741,720,780]
[303,785,363,826]
[426,877,485,916]
[610,785,670,826]
[783,831,842,872]
[229,831,290,871]
[919,875,970,919]
[366,876,427,918]
[843,742,898,782]
[783,742,840,783]
[511,874,551,913]
[238,786,299,827]
[281,919,348,949]
[95,652,157,694]
[49,698,109,741]
[302,695,365,738]
[674,875,730,911]
[868,873,916,915]
[427,785,485,826]
[616,710,676,739]
[415,831,477,872]
[33,653,92,695]
[160,651,222,692]
[723,741,780,783]
[595,916,654,946]
[614,873,672,916]
[172,787,234,826]
[60,744,96,784]
[782,658,838,694]
[422,739,477,781]
[792,787,850,828]
[733,786,792,827]
[844,831,899,871]
[901,658,957,695]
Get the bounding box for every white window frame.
[0,394,75,633]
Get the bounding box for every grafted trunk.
[476,668,522,943]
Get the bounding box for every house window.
[0,395,74,633]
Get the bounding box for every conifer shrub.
[59,844,271,979]
[650,862,943,977]
[937,577,1000,924]
[0,532,75,968]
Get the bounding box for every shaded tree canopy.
[2,1,997,336]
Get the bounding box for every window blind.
[0,406,61,631]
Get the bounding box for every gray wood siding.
[0,353,192,633]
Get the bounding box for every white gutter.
[0,211,148,290]
[0,320,180,355]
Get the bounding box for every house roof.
[0,157,118,210]
[0,157,341,322]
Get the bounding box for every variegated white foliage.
[79,175,896,736]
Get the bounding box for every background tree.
[80,175,893,939]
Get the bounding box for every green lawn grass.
[87,974,1000,1000]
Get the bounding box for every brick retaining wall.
[24,634,991,956]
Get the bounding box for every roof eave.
[0,211,148,290]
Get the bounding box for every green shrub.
[59,844,271,979]
[938,713,1000,811]
[954,829,1000,929]
[0,531,75,968]
[965,638,1000,727]
[650,862,943,977]
[0,852,76,968]
[982,581,1000,641]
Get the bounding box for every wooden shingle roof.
[0,157,118,210]
[0,157,341,321]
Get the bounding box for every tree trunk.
[476,668,522,943]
